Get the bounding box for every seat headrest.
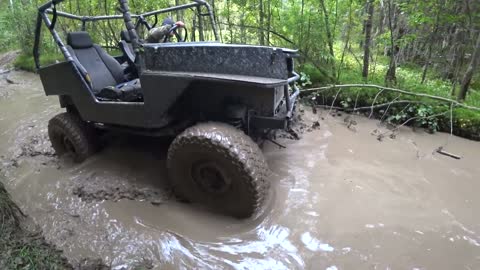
[120,30,131,43]
[67,31,93,49]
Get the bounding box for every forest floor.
[299,46,480,141]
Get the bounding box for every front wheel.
[48,112,99,163]
[167,122,270,218]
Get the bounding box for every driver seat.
[66,31,142,102]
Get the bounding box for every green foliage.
[0,13,16,52]
[299,72,312,87]
[299,63,330,84]
[14,53,63,72]
[386,104,439,133]
[2,4,38,55]
[442,108,480,140]
[303,47,480,139]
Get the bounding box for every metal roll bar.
[34,0,220,69]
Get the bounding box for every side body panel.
[38,62,154,127]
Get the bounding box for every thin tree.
[258,0,265,45]
[320,0,336,79]
[458,32,480,101]
[362,0,374,79]
[421,0,441,84]
[385,0,397,84]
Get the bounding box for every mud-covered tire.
[48,112,98,163]
[167,122,270,218]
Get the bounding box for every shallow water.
[1,70,480,269]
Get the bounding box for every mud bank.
[0,180,73,269]
[1,69,480,269]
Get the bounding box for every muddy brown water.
[1,70,480,269]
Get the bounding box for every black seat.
[118,30,137,78]
[66,31,142,102]
[119,30,135,64]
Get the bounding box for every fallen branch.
[327,88,343,116]
[436,147,461,160]
[380,94,401,122]
[369,89,385,118]
[266,138,286,149]
[302,84,480,112]
[314,100,424,112]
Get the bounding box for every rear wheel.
[48,112,98,163]
[167,122,270,218]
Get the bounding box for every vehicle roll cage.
[33,0,219,70]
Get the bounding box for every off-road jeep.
[34,0,300,218]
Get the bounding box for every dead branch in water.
[304,84,475,160]
[302,84,480,112]
[266,138,287,149]
[314,100,424,112]
[436,147,461,160]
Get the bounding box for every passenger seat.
[66,31,142,102]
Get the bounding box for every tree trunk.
[226,0,233,43]
[421,9,440,84]
[191,15,196,42]
[175,0,183,22]
[266,0,271,45]
[197,5,204,41]
[362,0,374,79]
[385,0,397,84]
[258,0,265,45]
[319,0,336,78]
[240,12,247,44]
[458,33,480,101]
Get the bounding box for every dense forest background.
[1,0,480,137]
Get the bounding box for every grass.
[13,53,64,72]
[13,47,123,72]
[0,181,72,270]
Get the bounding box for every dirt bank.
[0,180,73,269]
[1,66,480,269]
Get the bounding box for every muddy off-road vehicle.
[34,0,300,218]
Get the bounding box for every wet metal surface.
[1,70,480,269]
[143,44,289,79]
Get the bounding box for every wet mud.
[1,68,480,269]
[274,106,321,141]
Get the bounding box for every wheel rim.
[191,161,231,194]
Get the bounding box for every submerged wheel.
[167,122,270,218]
[48,112,98,163]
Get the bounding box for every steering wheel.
[163,25,188,43]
